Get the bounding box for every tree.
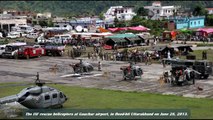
[99,12,105,20]
[192,5,207,16]
[130,15,143,26]
[39,20,48,27]
[114,17,119,27]
[137,7,148,16]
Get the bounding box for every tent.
[128,25,149,32]
[108,27,128,32]
[197,28,213,34]
[108,26,150,32]
[98,27,110,33]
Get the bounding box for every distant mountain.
[0,1,212,17]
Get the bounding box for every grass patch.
[196,43,213,47]
[180,49,213,62]
[0,83,213,119]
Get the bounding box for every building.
[144,1,180,20]
[205,8,213,14]
[0,14,27,32]
[36,12,52,19]
[167,16,205,30]
[104,6,136,24]
[2,10,36,17]
[53,17,105,32]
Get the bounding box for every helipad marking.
[60,74,81,78]
[77,74,103,79]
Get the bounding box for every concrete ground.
[0,56,213,99]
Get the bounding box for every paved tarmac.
[0,56,213,99]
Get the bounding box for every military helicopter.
[69,59,94,74]
[120,62,143,80]
[163,66,201,86]
[0,72,68,109]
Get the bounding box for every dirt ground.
[0,56,213,99]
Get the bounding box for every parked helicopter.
[0,73,68,109]
[69,59,94,74]
[163,66,201,86]
[120,62,143,80]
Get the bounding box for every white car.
[26,33,39,39]
[7,32,21,39]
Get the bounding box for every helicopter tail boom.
[0,94,19,104]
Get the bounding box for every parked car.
[7,32,21,39]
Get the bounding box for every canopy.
[106,34,137,39]
[108,27,128,32]
[108,26,149,32]
[128,25,149,31]
[179,28,193,34]
[197,28,213,34]
[98,27,110,33]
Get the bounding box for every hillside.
[0,1,212,17]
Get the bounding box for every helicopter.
[163,66,201,86]
[69,59,94,74]
[120,62,143,80]
[0,72,68,109]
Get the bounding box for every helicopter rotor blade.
[0,83,33,89]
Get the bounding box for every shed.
[125,36,145,45]
[105,38,128,48]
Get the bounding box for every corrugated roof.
[106,34,137,39]
[108,38,128,43]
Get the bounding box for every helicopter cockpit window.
[53,93,57,99]
[60,92,63,98]
[45,95,50,100]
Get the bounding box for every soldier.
[79,59,84,74]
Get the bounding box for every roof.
[206,8,213,10]
[107,38,128,43]
[125,37,143,41]
[151,46,168,51]
[106,34,137,39]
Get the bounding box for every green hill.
[0,1,212,17]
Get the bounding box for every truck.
[2,42,27,58]
[43,43,65,56]
[0,45,6,57]
[168,59,213,79]
[17,45,46,59]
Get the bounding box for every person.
[98,61,102,71]
[167,50,171,59]
[162,59,166,68]
[88,52,91,59]
[202,51,207,60]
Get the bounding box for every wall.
[176,22,188,29]
[188,18,205,29]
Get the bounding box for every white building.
[206,8,213,14]
[144,1,180,20]
[37,12,52,19]
[0,14,27,32]
[104,6,136,23]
